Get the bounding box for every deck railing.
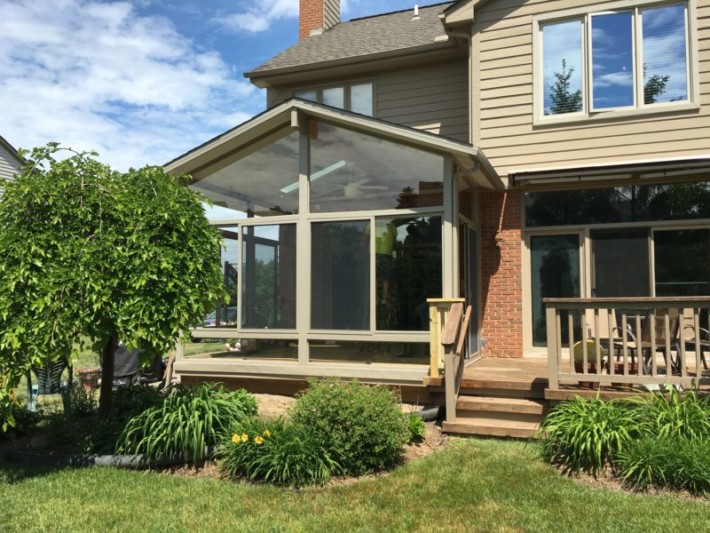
[545,297,710,390]
[441,303,472,424]
[426,298,465,381]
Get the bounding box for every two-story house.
[166,0,710,434]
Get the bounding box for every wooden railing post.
[426,298,465,383]
[546,304,559,390]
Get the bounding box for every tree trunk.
[99,335,118,416]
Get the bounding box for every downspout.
[438,14,473,145]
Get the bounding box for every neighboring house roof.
[246,2,456,81]
[0,135,21,164]
[164,98,503,191]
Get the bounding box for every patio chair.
[26,357,73,412]
[638,310,681,375]
[585,308,636,363]
[681,309,709,371]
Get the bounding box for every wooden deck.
[433,356,709,399]
[432,356,710,438]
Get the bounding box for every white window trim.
[533,0,698,126]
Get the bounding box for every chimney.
[299,0,340,40]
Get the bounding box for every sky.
[0,0,442,170]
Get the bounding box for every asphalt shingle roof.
[246,2,455,77]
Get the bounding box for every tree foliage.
[643,68,670,104]
[548,59,583,115]
[0,144,225,425]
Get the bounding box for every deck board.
[428,356,709,398]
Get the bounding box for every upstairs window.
[537,2,691,120]
[295,81,374,116]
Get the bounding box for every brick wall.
[479,189,524,358]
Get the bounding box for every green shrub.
[117,383,257,464]
[406,414,426,444]
[540,396,644,474]
[218,417,338,487]
[0,404,41,441]
[291,379,410,476]
[616,437,710,495]
[62,385,98,418]
[110,385,164,418]
[636,389,710,441]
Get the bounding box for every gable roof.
[165,98,503,191]
[246,2,456,82]
[0,135,22,164]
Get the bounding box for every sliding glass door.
[530,234,581,347]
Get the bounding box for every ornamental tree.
[0,144,225,424]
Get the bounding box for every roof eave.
[245,41,460,87]
[0,135,23,165]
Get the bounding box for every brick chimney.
[299,0,340,40]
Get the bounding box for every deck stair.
[443,385,548,438]
[438,358,551,438]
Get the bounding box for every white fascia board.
[166,99,504,190]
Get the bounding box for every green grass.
[1,438,707,532]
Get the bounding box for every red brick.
[479,190,523,358]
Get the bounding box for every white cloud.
[593,71,634,88]
[218,0,298,34]
[0,0,261,170]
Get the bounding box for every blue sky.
[0,0,442,170]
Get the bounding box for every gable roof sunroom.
[165,99,503,196]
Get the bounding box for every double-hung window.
[536,1,692,121]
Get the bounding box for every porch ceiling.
[164,99,504,191]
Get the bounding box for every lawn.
[1,438,707,532]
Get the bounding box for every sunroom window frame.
[533,0,697,125]
[191,116,455,356]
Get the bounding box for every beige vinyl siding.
[377,60,469,142]
[0,142,21,182]
[473,0,710,178]
[266,59,470,142]
[324,1,340,30]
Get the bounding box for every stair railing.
[442,303,473,424]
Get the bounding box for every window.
[294,82,374,116]
[538,2,690,119]
[311,220,371,330]
[524,180,710,351]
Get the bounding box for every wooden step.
[457,396,546,415]
[459,385,546,399]
[454,411,542,427]
[443,420,539,439]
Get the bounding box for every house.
[166,0,710,435]
[0,135,22,190]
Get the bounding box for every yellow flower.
[263,430,271,438]
[231,434,240,444]
[241,433,249,443]
[254,436,264,445]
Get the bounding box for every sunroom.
[165,99,502,387]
